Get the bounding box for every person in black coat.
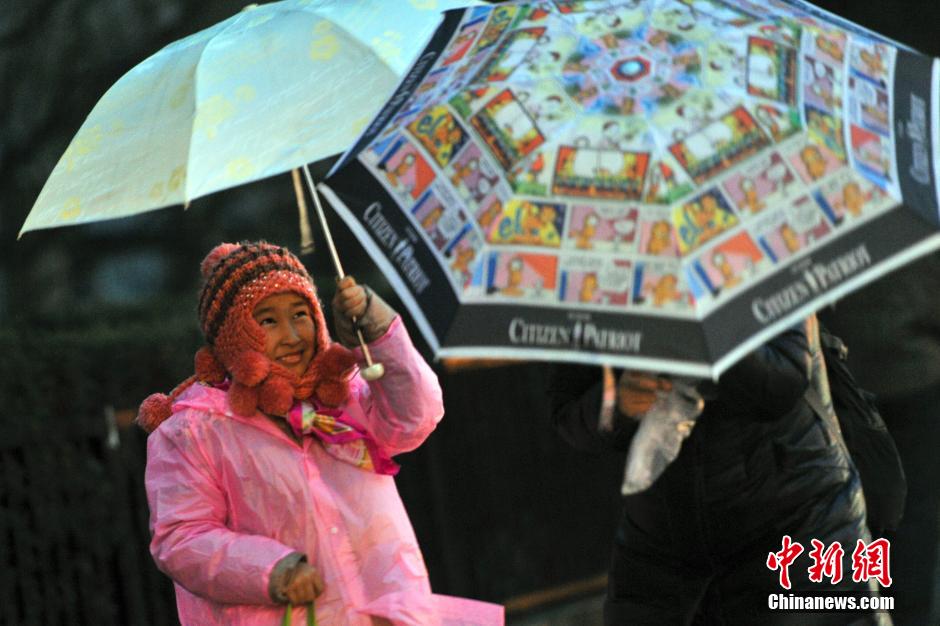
[548,317,884,625]
[820,253,940,625]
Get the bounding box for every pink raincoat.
[145,319,503,625]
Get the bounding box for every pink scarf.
[287,401,400,476]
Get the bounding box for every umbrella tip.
[241,3,258,11]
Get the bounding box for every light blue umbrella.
[20,0,480,235]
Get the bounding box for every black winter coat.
[548,320,880,625]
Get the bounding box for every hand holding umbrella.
[616,372,674,418]
[331,275,392,381]
[616,370,704,495]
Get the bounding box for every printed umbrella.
[19,0,478,235]
[321,0,940,377]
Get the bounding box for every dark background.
[2,1,939,624]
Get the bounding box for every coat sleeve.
[349,316,444,456]
[709,321,812,420]
[547,363,637,453]
[145,417,297,605]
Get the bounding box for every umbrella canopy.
[322,0,940,377]
[20,0,479,235]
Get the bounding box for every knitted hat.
[137,241,357,432]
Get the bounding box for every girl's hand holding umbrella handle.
[299,166,385,380]
[332,276,392,380]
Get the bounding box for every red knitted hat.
[137,241,357,432]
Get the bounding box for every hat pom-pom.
[137,393,173,433]
[200,242,241,278]
[228,382,260,416]
[315,378,350,408]
[259,376,294,416]
[194,346,227,383]
[228,350,271,387]
[321,343,358,375]
[311,344,357,407]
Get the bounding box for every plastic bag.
[621,379,704,495]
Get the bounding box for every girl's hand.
[284,561,325,605]
[331,276,397,348]
[617,371,672,418]
[333,276,369,320]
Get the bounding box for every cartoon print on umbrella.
[721,151,798,215]
[376,138,436,202]
[638,212,680,257]
[486,251,558,299]
[447,143,504,205]
[813,169,890,226]
[559,257,633,306]
[668,105,771,184]
[632,260,691,309]
[486,199,566,247]
[564,205,639,251]
[802,56,841,113]
[787,139,843,184]
[471,89,547,170]
[694,230,766,295]
[754,196,834,263]
[673,187,739,254]
[446,228,485,289]
[848,79,891,138]
[408,105,471,168]
[322,0,940,376]
[553,145,650,199]
[753,103,802,144]
[746,36,798,106]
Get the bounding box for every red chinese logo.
[851,538,893,587]
[766,535,804,590]
[767,536,892,588]
[807,539,844,584]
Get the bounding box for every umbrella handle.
[297,166,385,381]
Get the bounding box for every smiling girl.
[137,241,498,626]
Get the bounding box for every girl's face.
[252,292,316,377]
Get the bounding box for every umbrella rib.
[182,6,258,205]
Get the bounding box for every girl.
[139,241,501,626]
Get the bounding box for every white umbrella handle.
[297,166,385,381]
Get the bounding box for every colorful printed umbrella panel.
[322,0,940,376]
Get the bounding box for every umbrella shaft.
[300,165,379,373]
[301,164,346,278]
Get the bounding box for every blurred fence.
[0,311,622,625]
[0,312,193,625]
[0,418,177,625]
